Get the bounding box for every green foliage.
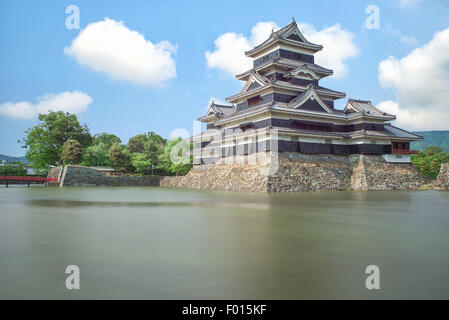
[144,132,166,165]
[81,143,110,166]
[127,132,166,173]
[109,142,131,169]
[0,163,27,176]
[19,111,92,168]
[61,139,83,164]
[93,133,121,149]
[81,133,121,166]
[130,153,152,174]
[411,131,449,153]
[411,146,449,179]
[128,132,166,165]
[158,138,193,176]
[17,110,191,176]
[128,134,147,153]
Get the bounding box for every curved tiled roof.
[198,101,235,121]
[344,99,395,119]
[245,19,323,57]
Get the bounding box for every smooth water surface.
[0,186,448,299]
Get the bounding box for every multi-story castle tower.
[195,19,421,166]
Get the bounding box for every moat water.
[1,186,448,299]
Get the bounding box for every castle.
[195,19,421,165]
[177,19,425,192]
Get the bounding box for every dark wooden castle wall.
[253,49,314,68]
[235,93,334,111]
[267,72,319,87]
[197,140,392,164]
[227,118,385,134]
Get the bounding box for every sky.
[0,0,448,156]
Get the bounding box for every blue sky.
[1,0,448,156]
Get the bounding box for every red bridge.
[0,176,58,187]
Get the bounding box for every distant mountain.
[411,131,449,153]
[0,154,28,164]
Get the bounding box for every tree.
[109,142,131,169]
[430,158,442,178]
[411,146,449,179]
[0,163,27,176]
[128,134,147,153]
[19,111,92,168]
[130,153,152,174]
[61,139,83,164]
[93,133,121,149]
[158,138,193,176]
[144,132,166,166]
[81,133,121,166]
[128,132,166,163]
[127,132,166,173]
[81,143,110,166]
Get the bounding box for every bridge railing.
[0,176,58,182]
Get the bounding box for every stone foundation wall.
[267,153,353,192]
[166,153,274,192]
[351,155,424,191]
[48,155,428,192]
[159,176,184,188]
[433,163,449,191]
[59,165,160,187]
[164,152,426,192]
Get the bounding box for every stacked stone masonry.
[433,163,449,191]
[50,155,430,192]
[58,165,160,187]
[163,152,426,192]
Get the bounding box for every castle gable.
[288,87,334,114]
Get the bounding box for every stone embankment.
[161,152,426,192]
[350,154,424,191]
[48,155,434,192]
[49,165,160,187]
[433,163,449,191]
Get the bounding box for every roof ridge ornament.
[292,17,296,23]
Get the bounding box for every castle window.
[248,95,262,107]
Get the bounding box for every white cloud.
[64,18,177,87]
[398,0,423,8]
[205,21,358,78]
[0,91,92,120]
[377,27,449,130]
[298,23,359,78]
[376,100,449,130]
[205,22,278,76]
